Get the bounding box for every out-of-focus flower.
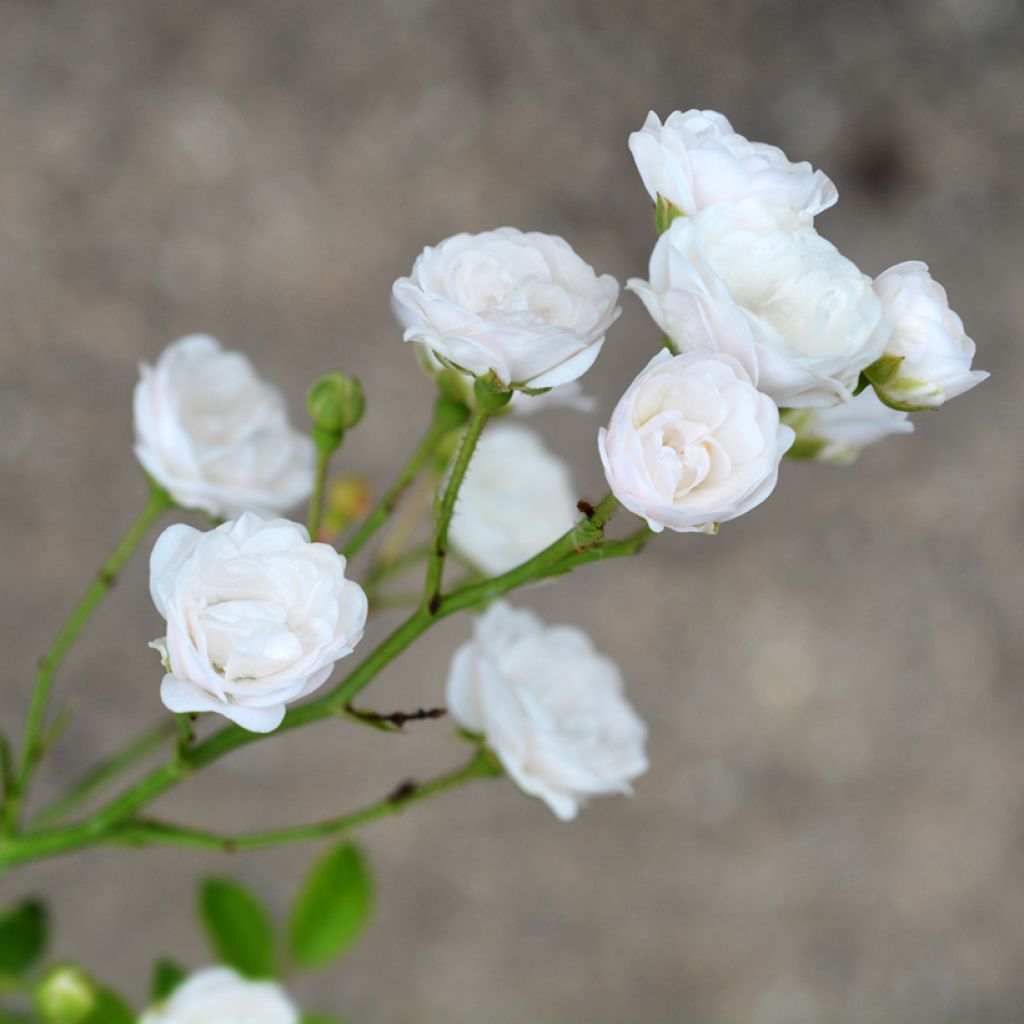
[133,334,314,518]
[866,261,988,410]
[149,513,367,733]
[449,424,578,576]
[629,109,837,222]
[447,602,647,821]
[628,204,885,407]
[783,389,914,464]
[599,349,794,533]
[139,967,298,1024]
[392,228,620,389]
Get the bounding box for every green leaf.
[0,901,48,979]
[288,842,374,969]
[149,959,187,1001]
[197,878,275,979]
[82,989,133,1024]
[301,1015,348,1024]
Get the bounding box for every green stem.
[341,414,452,562]
[14,487,172,798]
[30,720,175,830]
[423,404,490,613]
[306,446,333,540]
[109,750,496,853]
[0,494,628,872]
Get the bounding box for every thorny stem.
[306,446,334,540]
[9,484,173,828]
[341,411,454,562]
[108,749,498,853]
[422,403,490,613]
[0,493,628,873]
[29,720,176,831]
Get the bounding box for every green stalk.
[422,404,490,613]
[29,720,175,830]
[0,494,627,872]
[341,412,455,561]
[306,446,333,539]
[108,750,497,853]
[14,486,172,803]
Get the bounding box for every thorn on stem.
[387,780,419,804]
[577,499,595,519]
[349,705,447,730]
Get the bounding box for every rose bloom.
[447,601,647,821]
[392,227,620,389]
[149,513,367,733]
[140,967,298,1024]
[628,204,885,407]
[599,349,794,533]
[870,261,988,409]
[134,334,314,518]
[629,109,838,222]
[449,424,578,576]
[785,388,913,464]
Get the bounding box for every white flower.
[598,349,794,533]
[449,424,578,576]
[628,109,837,222]
[140,967,298,1024]
[134,334,315,518]
[868,261,988,409]
[447,602,647,821]
[784,388,914,464]
[628,204,886,407]
[149,513,367,733]
[392,227,620,389]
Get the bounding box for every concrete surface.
[1,1,1022,1021]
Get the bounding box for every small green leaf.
[289,843,374,968]
[149,959,187,1001]
[83,989,133,1024]
[197,878,275,979]
[301,1015,348,1024]
[0,901,48,978]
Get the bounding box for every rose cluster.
[132,108,986,824]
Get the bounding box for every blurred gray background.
[2,1,1022,1021]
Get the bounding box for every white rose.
[149,513,367,733]
[449,424,578,576]
[628,109,838,222]
[628,204,886,407]
[391,227,620,389]
[868,261,988,409]
[140,967,298,1024]
[598,349,794,533]
[134,334,315,518]
[447,601,647,821]
[784,388,914,464]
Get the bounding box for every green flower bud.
[307,372,365,451]
[34,964,96,1024]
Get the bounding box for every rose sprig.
[0,107,990,1022]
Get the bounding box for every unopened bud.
[307,372,365,451]
[35,964,96,1024]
